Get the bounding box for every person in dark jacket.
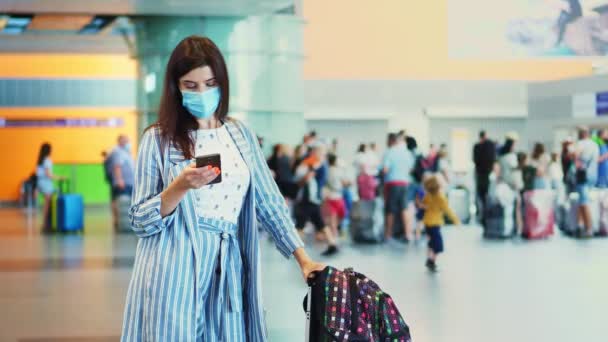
[267,144,297,199]
[473,131,496,221]
[561,139,576,193]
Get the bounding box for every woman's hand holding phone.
[177,163,221,190]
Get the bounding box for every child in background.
[324,154,348,237]
[421,175,461,272]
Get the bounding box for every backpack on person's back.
[411,154,427,183]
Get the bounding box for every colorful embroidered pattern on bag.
[320,267,411,341]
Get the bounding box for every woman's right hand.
[176,164,220,190]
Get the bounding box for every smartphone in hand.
[196,153,222,185]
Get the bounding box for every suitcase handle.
[306,270,321,287]
[57,179,70,195]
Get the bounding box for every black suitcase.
[349,199,384,243]
[483,199,516,239]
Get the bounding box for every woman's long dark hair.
[37,143,51,166]
[532,142,545,160]
[154,36,230,159]
[271,144,282,159]
[406,136,418,152]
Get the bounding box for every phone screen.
[195,153,222,184]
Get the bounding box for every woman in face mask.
[121,36,324,342]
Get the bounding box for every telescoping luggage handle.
[57,179,70,195]
[305,270,320,342]
[305,267,355,342]
[305,281,312,342]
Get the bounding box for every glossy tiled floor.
[0,206,607,342]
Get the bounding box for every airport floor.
[0,206,606,342]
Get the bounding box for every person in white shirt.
[368,142,381,174]
[548,152,564,189]
[36,143,66,232]
[498,136,518,189]
[575,126,600,237]
[353,144,369,175]
[353,143,379,176]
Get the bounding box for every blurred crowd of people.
[266,124,608,262]
[474,126,606,237]
[265,130,457,261]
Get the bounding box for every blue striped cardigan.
[121,119,305,341]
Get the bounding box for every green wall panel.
[53,164,111,205]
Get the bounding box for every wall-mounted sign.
[572,92,608,117]
[597,92,608,115]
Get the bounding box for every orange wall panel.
[0,54,137,79]
[0,108,138,201]
[303,0,593,80]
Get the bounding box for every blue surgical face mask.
[123,143,131,152]
[181,87,221,119]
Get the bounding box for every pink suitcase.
[523,190,555,239]
[357,173,378,201]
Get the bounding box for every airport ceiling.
[0,0,294,53]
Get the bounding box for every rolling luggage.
[447,186,471,224]
[50,180,84,233]
[598,190,608,237]
[357,173,378,201]
[483,183,516,239]
[522,190,555,239]
[483,200,516,239]
[116,194,132,233]
[304,266,412,342]
[557,193,581,236]
[349,199,384,243]
[557,190,605,237]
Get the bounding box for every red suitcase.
[523,190,555,239]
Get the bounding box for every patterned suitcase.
[522,190,555,239]
[304,266,412,341]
